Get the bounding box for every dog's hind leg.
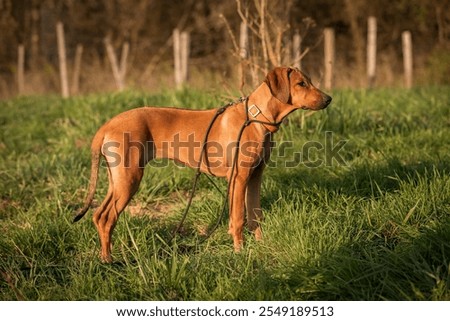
[93,164,144,263]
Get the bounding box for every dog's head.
[264,67,332,111]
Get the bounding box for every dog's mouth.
[300,96,332,110]
[300,105,328,110]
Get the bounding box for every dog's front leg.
[227,174,247,252]
[246,163,264,241]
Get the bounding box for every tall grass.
[0,87,449,300]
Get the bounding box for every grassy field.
[0,86,449,300]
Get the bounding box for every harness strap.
[247,104,276,132]
[171,96,284,244]
[245,99,283,133]
[170,97,245,240]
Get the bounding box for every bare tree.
[222,0,316,90]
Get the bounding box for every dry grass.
[2,45,447,101]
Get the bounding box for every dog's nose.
[324,95,332,106]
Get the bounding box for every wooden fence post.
[323,28,335,90]
[17,44,25,95]
[239,22,249,61]
[180,32,190,85]
[402,31,413,89]
[56,22,69,98]
[367,16,377,88]
[173,29,182,88]
[292,30,302,70]
[173,29,189,88]
[71,44,83,95]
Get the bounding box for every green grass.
[0,87,449,300]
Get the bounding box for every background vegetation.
[0,0,449,98]
[1,86,449,300]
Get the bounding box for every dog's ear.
[264,67,293,103]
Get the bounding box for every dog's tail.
[73,136,102,223]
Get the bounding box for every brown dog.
[74,67,331,262]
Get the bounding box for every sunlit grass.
[0,87,449,300]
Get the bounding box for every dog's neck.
[247,82,300,132]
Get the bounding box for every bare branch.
[235,0,260,37]
[219,14,240,53]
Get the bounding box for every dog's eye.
[298,81,307,87]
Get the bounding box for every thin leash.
[170,96,284,244]
[169,97,245,241]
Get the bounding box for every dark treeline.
[0,0,448,95]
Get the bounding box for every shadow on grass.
[253,157,450,300]
[234,222,450,301]
[281,220,450,300]
[267,157,450,199]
